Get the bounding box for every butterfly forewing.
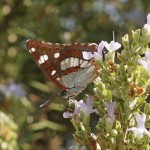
[26,39,98,97]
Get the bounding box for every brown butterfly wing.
[26,39,98,90]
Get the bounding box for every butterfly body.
[26,39,98,98]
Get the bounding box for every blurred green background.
[0,0,149,150]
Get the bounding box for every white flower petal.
[80,96,96,116]
[128,113,150,137]
[136,128,144,137]
[86,41,104,59]
[145,51,150,62]
[138,51,150,70]
[138,59,148,69]
[63,112,72,118]
[103,41,121,52]
[147,13,150,25]
[104,102,116,123]
[98,41,105,55]
[82,52,93,60]
[104,102,116,116]
[128,127,137,132]
[146,62,150,69]
[73,100,83,114]
[143,24,150,34]
[135,113,146,122]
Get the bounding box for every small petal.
[103,41,121,52]
[143,24,150,34]
[104,102,116,122]
[74,100,84,114]
[128,113,150,137]
[90,41,104,59]
[138,51,150,70]
[135,113,146,128]
[104,102,116,116]
[80,96,96,116]
[82,41,104,59]
[138,59,148,69]
[147,13,150,25]
[82,51,93,60]
[97,42,104,55]
[145,51,150,62]
[63,111,72,118]
[63,99,84,118]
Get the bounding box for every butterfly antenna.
[40,100,52,110]
[40,93,59,110]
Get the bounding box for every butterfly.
[26,39,98,98]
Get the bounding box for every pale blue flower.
[104,102,116,122]
[143,13,150,34]
[103,41,121,52]
[82,51,93,60]
[93,42,105,59]
[144,13,150,29]
[63,99,84,118]
[143,24,150,35]
[128,113,150,137]
[0,82,26,97]
[63,96,96,118]
[82,41,104,60]
[138,51,150,70]
[80,95,97,116]
[147,13,150,25]
[82,40,120,60]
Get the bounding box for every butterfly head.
[58,90,68,98]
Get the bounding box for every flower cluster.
[64,13,150,150]
[82,40,121,60]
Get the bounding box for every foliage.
[0,0,150,149]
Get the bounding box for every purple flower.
[63,96,96,118]
[80,95,97,116]
[104,102,116,123]
[82,41,104,60]
[143,13,150,34]
[128,113,150,137]
[138,51,150,70]
[0,82,26,97]
[93,42,105,59]
[63,99,84,118]
[82,51,93,60]
[82,40,120,60]
[147,13,150,25]
[103,41,121,52]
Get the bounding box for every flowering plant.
[64,13,150,150]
